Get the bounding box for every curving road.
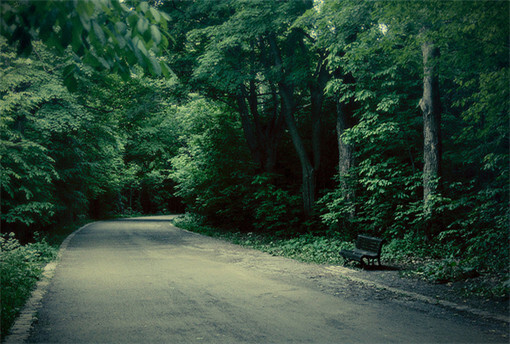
[28,217,506,343]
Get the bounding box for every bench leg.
[340,255,347,266]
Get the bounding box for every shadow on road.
[364,265,401,271]
[109,215,181,222]
[111,218,175,222]
[343,263,401,271]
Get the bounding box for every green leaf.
[150,25,161,45]
[71,18,84,51]
[63,63,76,79]
[139,2,149,13]
[148,56,162,76]
[149,7,161,23]
[83,0,96,16]
[92,21,106,45]
[161,61,171,78]
[160,34,169,49]
[115,21,127,35]
[77,4,91,31]
[127,13,138,29]
[83,51,101,68]
[97,56,111,69]
[135,37,149,57]
[137,18,149,36]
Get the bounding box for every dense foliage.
[1,0,172,88]
[0,232,58,338]
[1,0,508,286]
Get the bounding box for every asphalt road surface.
[28,217,506,343]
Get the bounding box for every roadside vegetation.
[173,214,509,299]
[0,233,56,339]
[0,223,84,340]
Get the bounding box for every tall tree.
[307,0,373,220]
[371,1,446,237]
[268,32,317,216]
[319,0,425,234]
[419,34,442,239]
[183,0,328,215]
[335,99,356,217]
[163,0,286,173]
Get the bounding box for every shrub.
[169,98,255,226]
[0,232,58,339]
[411,258,480,284]
[249,174,302,235]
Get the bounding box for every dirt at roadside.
[374,267,505,316]
[321,261,509,320]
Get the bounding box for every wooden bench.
[340,235,385,267]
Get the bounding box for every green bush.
[250,174,302,235]
[172,213,219,237]
[411,258,479,284]
[0,232,58,339]
[462,275,510,299]
[381,233,443,261]
[258,234,353,265]
[169,97,255,225]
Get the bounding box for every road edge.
[3,222,94,344]
[324,266,509,324]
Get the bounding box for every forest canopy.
[1,0,508,277]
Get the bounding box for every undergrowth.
[0,232,59,339]
[173,213,354,265]
[0,219,88,340]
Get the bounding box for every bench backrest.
[356,235,384,254]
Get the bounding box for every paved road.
[28,217,506,343]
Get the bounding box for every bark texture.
[419,40,442,238]
[336,99,356,219]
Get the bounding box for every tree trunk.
[310,60,328,172]
[419,40,442,239]
[280,82,316,216]
[336,99,356,219]
[269,34,316,216]
[311,93,322,172]
[236,90,263,168]
[236,83,283,173]
[262,101,284,173]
